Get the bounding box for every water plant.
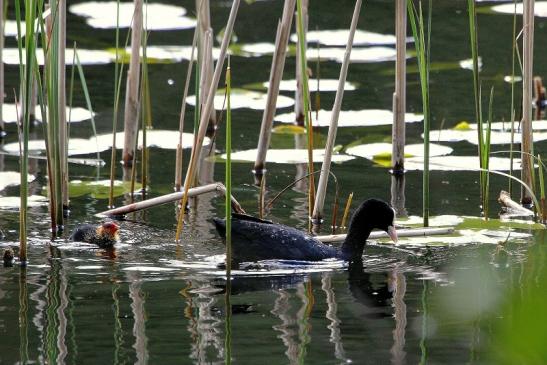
[407,0,431,226]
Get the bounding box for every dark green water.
[1,1,547,364]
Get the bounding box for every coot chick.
[3,248,14,267]
[70,222,120,248]
[213,198,397,263]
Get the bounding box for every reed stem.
[253,0,296,175]
[225,58,232,275]
[392,0,407,174]
[312,0,361,222]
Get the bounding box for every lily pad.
[218,148,354,164]
[237,42,279,56]
[399,215,465,227]
[426,128,547,145]
[346,142,453,160]
[275,109,423,127]
[272,125,306,135]
[69,179,142,199]
[290,29,410,46]
[403,156,525,171]
[261,79,357,92]
[69,2,196,30]
[187,89,294,110]
[120,45,221,63]
[0,195,48,210]
[1,104,95,124]
[306,46,398,63]
[0,172,36,191]
[490,2,547,17]
[3,48,114,66]
[2,131,205,156]
[91,130,208,153]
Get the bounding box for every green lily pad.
[69,179,142,199]
[275,109,422,127]
[69,2,196,30]
[272,125,306,135]
[119,45,220,63]
[187,89,294,110]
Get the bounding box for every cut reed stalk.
[340,192,353,229]
[296,0,315,226]
[391,0,407,174]
[196,0,216,135]
[312,0,361,222]
[294,0,308,126]
[521,0,534,206]
[109,0,122,207]
[254,0,296,175]
[122,0,142,165]
[508,0,518,196]
[0,0,4,137]
[175,0,240,242]
[99,182,244,217]
[225,58,232,278]
[175,27,198,192]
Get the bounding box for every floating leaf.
[0,172,36,191]
[290,29,411,46]
[490,2,547,17]
[306,46,398,63]
[187,89,294,110]
[272,125,306,135]
[1,104,94,123]
[346,142,453,161]
[236,42,279,56]
[69,2,196,30]
[275,109,423,127]
[459,57,483,71]
[218,149,354,164]
[69,179,142,199]
[0,195,48,210]
[2,131,205,156]
[403,156,525,171]
[261,79,357,92]
[120,45,221,63]
[3,48,114,66]
[426,128,547,145]
[453,121,472,130]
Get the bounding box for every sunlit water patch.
[290,29,406,46]
[3,48,114,65]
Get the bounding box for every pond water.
[1,0,547,364]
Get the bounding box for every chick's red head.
[101,222,120,238]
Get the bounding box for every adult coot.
[69,222,120,248]
[213,198,397,262]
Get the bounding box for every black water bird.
[213,198,397,263]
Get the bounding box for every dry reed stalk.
[253,0,296,175]
[312,0,361,221]
[521,0,534,205]
[391,0,407,174]
[122,0,142,165]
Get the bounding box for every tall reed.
[225,59,232,274]
[408,0,431,226]
[296,0,315,223]
[508,0,518,196]
[109,0,122,207]
[16,0,40,262]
